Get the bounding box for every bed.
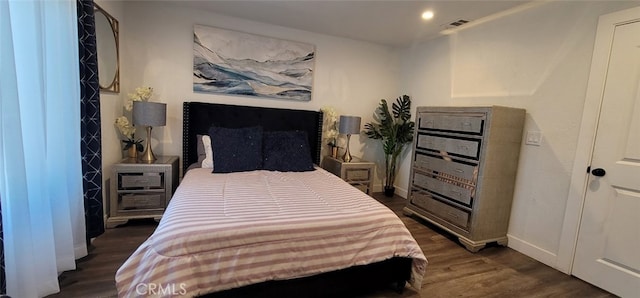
[115,102,427,297]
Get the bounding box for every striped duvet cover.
[115,167,427,297]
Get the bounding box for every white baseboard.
[507,234,560,271]
[75,243,88,259]
[395,187,408,199]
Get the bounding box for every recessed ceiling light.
[421,10,434,20]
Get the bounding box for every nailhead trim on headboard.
[316,111,323,163]
[182,102,190,174]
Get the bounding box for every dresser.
[321,156,375,194]
[403,106,525,252]
[107,156,179,228]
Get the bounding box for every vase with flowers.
[321,106,339,158]
[115,116,143,158]
[115,86,154,158]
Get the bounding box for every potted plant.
[364,95,415,197]
[114,86,154,158]
[115,116,143,158]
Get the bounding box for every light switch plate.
[525,131,542,146]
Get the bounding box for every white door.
[572,7,640,298]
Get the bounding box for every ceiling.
[177,0,532,48]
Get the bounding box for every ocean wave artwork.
[193,25,315,101]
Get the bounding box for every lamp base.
[384,186,396,197]
[139,126,157,162]
[342,134,353,162]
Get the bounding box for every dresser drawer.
[120,193,164,210]
[419,113,484,134]
[415,153,477,183]
[410,191,470,229]
[417,134,480,160]
[413,172,473,206]
[345,168,370,181]
[120,173,163,189]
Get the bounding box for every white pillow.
[201,135,214,169]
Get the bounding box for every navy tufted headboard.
[182,102,323,174]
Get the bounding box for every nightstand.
[321,156,375,194]
[107,156,179,228]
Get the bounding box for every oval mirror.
[94,3,119,93]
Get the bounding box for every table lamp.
[133,101,166,162]
[339,115,361,162]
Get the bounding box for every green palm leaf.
[392,95,411,121]
[363,95,415,189]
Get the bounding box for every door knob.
[591,168,606,177]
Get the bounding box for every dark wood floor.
[48,193,614,298]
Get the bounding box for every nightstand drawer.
[345,169,370,181]
[411,191,469,229]
[351,182,370,194]
[120,173,163,189]
[321,156,374,195]
[120,193,164,210]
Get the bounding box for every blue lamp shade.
[133,101,166,127]
[338,115,361,162]
[339,115,361,135]
[132,101,166,162]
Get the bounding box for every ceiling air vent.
[440,19,471,32]
[449,19,469,27]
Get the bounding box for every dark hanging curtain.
[77,0,104,241]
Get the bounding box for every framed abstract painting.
[193,24,315,102]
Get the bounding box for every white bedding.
[115,167,427,297]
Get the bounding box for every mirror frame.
[94,3,120,93]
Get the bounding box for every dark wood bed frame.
[182,101,412,297]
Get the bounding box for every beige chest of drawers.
[321,156,374,194]
[107,156,179,228]
[403,106,525,252]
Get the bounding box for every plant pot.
[331,146,338,158]
[127,146,138,159]
[383,186,395,197]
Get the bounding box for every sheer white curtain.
[0,0,88,297]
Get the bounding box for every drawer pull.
[454,168,464,173]
[447,211,460,219]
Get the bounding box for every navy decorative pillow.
[209,126,263,173]
[263,131,315,172]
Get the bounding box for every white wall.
[398,1,639,272]
[114,1,399,188]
